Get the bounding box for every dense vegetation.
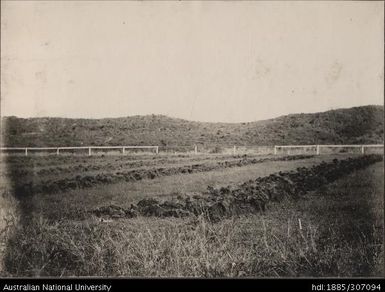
[2,105,383,147]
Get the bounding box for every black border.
[0,278,384,292]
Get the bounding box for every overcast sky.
[1,1,383,122]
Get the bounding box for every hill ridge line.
[1,105,383,147]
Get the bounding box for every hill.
[1,105,383,147]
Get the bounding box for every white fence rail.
[274,144,383,155]
[0,144,383,156]
[0,146,159,156]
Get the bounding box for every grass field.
[0,153,383,277]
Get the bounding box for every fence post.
[156,146,159,154]
[25,148,28,156]
[316,145,320,155]
[194,145,198,155]
[57,148,60,155]
[88,147,92,156]
[122,147,125,155]
[274,146,277,155]
[361,145,365,155]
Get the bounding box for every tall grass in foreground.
[3,213,382,277]
[2,162,384,277]
[1,215,328,277]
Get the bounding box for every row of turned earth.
[1,154,262,177]
[92,154,383,222]
[14,154,314,196]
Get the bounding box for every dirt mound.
[91,154,383,222]
[92,204,136,219]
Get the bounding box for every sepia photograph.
[0,0,384,281]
